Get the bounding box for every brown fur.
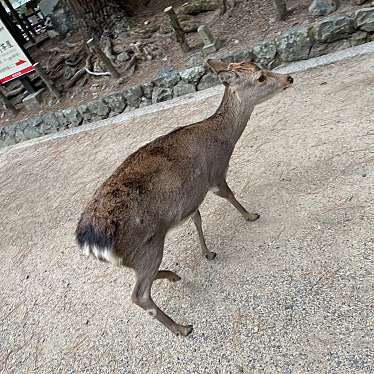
[76,59,293,336]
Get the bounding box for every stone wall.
[1,7,374,149]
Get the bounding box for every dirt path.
[0,54,373,373]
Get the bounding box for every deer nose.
[287,76,294,84]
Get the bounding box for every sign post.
[0,17,34,85]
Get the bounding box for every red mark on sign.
[15,59,26,66]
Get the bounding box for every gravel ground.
[0,53,374,374]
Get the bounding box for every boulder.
[40,112,61,134]
[103,93,127,114]
[309,39,351,58]
[276,27,313,62]
[154,67,181,88]
[179,66,206,83]
[197,73,220,91]
[141,82,154,99]
[39,0,77,35]
[62,107,83,128]
[313,15,355,42]
[123,85,143,108]
[152,87,173,104]
[309,0,337,16]
[355,8,374,32]
[350,31,368,45]
[253,41,277,67]
[173,81,196,97]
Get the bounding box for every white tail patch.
[83,244,122,266]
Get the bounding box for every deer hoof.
[170,274,181,282]
[245,213,260,222]
[205,252,217,260]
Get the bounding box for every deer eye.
[258,74,267,83]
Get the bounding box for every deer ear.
[217,70,239,86]
[206,59,228,74]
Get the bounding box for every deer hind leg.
[192,210,216,260]
[131,235,193,336]
[214,181,260,222]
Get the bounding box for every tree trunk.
[67,0,128,40]
[273,0,288,21]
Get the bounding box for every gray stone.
[41,112,61,134]
[23,120,43,139]
[309,39,351,58]
[62,107,83,128]
[123,85,143,108]
[197,72,220,91]
[116,51,130,63]
[276,27,313,62]
[154,67,181,88]
[139,97,152,108]
[313,16,355,43]
[350,31,368,46]
[78,100,110,123]
[253,41,277,67]
[40,0,77,35]
[173,81,196,97]
[15,126,26,143]
[152,87,173,104]
[103,93,127,114]
[230,48,256,63]
[2,127,16,146]
[179,66,206,83]
[309,0,337,16]
[141,82,154,99]
[355,8,374,32]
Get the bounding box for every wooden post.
[33,62,61,99]
[87,38,120,78]
[0,90,17,115]
[164,6,190,53]
[273,0,288,21]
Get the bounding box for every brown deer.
[76,59,293,336]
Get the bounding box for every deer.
[76,59,293,336]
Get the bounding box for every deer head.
[206,59,293,105]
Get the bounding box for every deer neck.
[211,86,255,146]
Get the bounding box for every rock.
[54,112,68,129]
[39,0,77,35]
[197,73,220,90]
[154,67,181,88]
[309,0,337,16]
[179,66,206,83]
[139,97,152,108]
[15,126,26,143]
[62,107,83,128]
[177,0,220,15]
[352,0,369,5]
[313,15,355,42]
[350,31,368,45]
[309,39,351,58]
[123,85,143,108]
[173,81,196,97]
[103,93,127,114]
[116,51,130,63]
[276,27,313,62]
[230,48,256,63]
[141,82,154,99]
[87,100,110,120]
[185,55,204,68]
[23,118,43,139]
[253,41,277,67]
[152,87,173,104]
[40,112,61,134]
[355,8,374,32]
[1,126,16,147]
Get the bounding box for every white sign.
[0,18,33,84]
